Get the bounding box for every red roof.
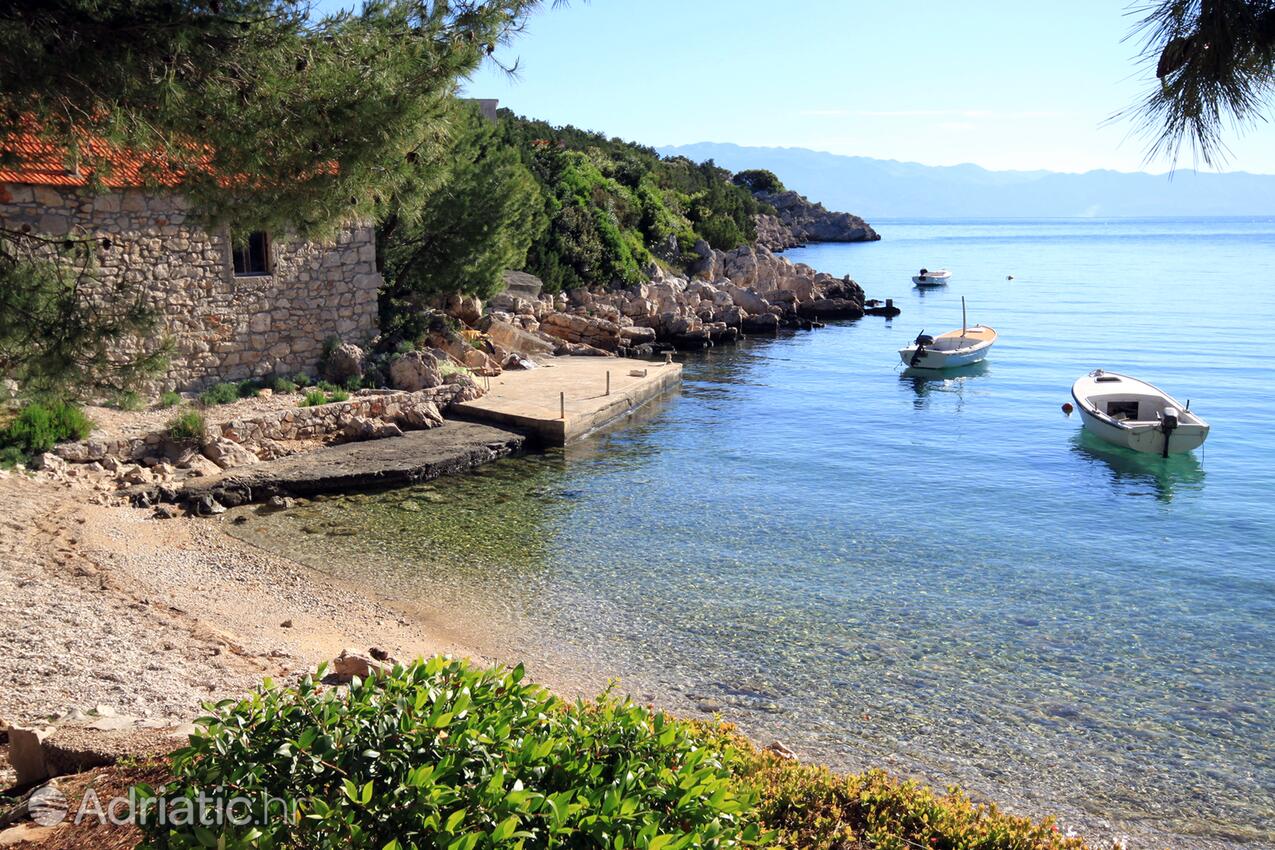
[0,131,189,188]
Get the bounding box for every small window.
[232,231,270,276]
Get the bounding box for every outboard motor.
[909,331,932,367]
[1159,406,1180,458]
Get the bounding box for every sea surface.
[233,218,1275,849]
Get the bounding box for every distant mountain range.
[657,142,1275,219]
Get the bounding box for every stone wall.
[51,387,462,466]
[0,183,382,391]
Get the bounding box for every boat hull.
[1070,371,1209,455]
[912,275,948,287]
[898,345,990,369]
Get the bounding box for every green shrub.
[0,445,25,469]
[315,380,339,393]
[267,375,298,394]
[237,379,263,398]
[0,401,93,457]
[142,657,764,850]
[292,372,312,388]
[158,391,183,408]
[730,740,1087,850]
[198,382,240,406]
[166,411,206,444]
[300,389,329,407]
[329,389,350,402]
[113,390,144,411]
[732,169,785,194]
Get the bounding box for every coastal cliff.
[752,189,880,250]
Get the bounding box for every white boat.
[912,268,950,286]
[1070,370,1209,456]
[898,298,996,369]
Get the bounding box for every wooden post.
[606,371,611,396]
[560,391,565,420]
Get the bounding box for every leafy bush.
[267,375,298,394]
[166,411,206,444]
[315,380,340,393]
[237,379,263,398]
[329,389,350,402]
[0,401,93,458]
[732,170,785,194]
[158,391,183,408]
[141,658,765,850]
[113,390,144,411]
[300,389,329,407]
[198,382,240,406]
[0,445,25,469]
[736,748,1088,850]
[292,372,312,388]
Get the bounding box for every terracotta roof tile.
[0,131,189,188]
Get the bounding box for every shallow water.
[233,218,1275,849]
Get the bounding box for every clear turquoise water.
[235,219,1275,849]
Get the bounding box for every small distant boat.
[1070,370,1209,457]
[898,297,996,369]
[912,268,950,286]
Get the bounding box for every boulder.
[618,326,657,345]
[7,725,54,785]
[539,312,622,351]
[479,318,556,360]
[440,292,483,326]
[444,373,485,406]
[501,270,544,302]
[341,417,404,441]
[401,399,445,428]
[330,648,392,683]
[389,350,443,391]
[741,313,781,333]
[323,342,365,385]
[203,438,260,470]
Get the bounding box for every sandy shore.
[0,470,539,738]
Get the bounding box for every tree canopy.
[1129,0,1275,166]
[0,0,544,238]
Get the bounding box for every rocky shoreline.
[753,189,880,250]
[468,241,878,365]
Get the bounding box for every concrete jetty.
[166,421,525,507]
[452,356,683,446]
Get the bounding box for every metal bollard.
[606,370,611,396]
[560,391,565,420]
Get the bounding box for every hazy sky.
[450,0,1274,174]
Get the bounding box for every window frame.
[231,231,271,277]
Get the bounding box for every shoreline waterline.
[228,217,1275,850]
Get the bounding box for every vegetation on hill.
[377,108,774,312]
[138,658,1090,850]
[497,110,772,292]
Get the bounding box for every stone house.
[0,134,382,391]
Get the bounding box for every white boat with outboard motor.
[912,268,950,286]
[898,298,997,369]
[1070,370,1209,456]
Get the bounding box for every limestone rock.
[539,312,622,352]
[330,648,392,683]
[204,438,260,470]
[341,417,404,441]
[479,318,556,360]
[389,350,443,391]
[500,270,544,301]
[6,725,54,785]
[752,188,880,243]
[323,342,366,385]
